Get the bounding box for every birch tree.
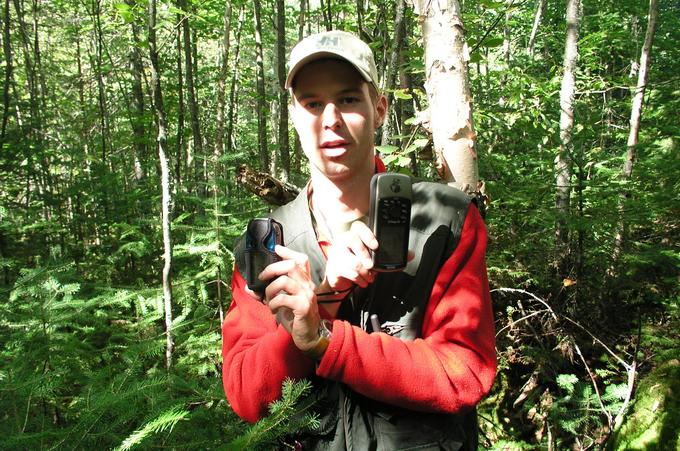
[148,0,173,369]
[414,0,480,196]
[609,0,658,276]
[555,0,580,278]
[527,0,546,57]
[1,0,13,149]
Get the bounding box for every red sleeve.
[221,269,315,423]
[316,204,497,413]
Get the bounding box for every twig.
[470,0,522,54]
[495,287,631,371]
[495,309,549,337]
[574,341,612,428]
[492,288,558,321]
[612,310,642,430]
[560,315,631,371]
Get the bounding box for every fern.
[115,405,190,451]
[225,379,320,450]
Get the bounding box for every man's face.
[290,59,386,183]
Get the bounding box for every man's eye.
[339,97,359,105]
[305,101,323,110]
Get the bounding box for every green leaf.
[112,2,133,23]
[375,145,399,155]
[479,0,504,8]
[482,37,504,48]
[557,374,579,394]
[469,52,483,64]
[393,89,412,100]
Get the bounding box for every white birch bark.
[149,0,173,369]
[527,0,546,57]
[610,0,658,274]
[555,0,581,271]
[414,0,479,195]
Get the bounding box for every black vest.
[235,181,478,451]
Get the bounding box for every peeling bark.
[414,0,479,196]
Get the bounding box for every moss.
[608,359,680,451]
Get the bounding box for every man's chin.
[312,161,352,181]
[321,147,348,158]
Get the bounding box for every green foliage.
[0,0,678,449]
[116,405,190,451]
[608,361,680,451]
[226,379,320,451]
[551,374,626,443]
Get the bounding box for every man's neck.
[310,165,373,224]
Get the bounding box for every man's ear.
[289,99,300,129]
[374,94,388,129]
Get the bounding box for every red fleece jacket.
[222,204,497,423]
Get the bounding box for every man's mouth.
[320,140,349,157]
[321,140,349,149]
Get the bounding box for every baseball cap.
[285,30,379,91]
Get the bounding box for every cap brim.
[285,51,374,90]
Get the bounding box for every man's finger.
[258,258,298,281]
[350,220,378,250]
[346,233,373,270]
[274,244,310,267]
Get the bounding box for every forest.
[0,0,678,449]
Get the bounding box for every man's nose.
[321,103,342,130]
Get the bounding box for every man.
[222,30,496,450]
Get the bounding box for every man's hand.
[321,220,378,292]
[259,245,322,353]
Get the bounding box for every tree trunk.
[92,0,109,164]
[293,0,306,173]
[175,19,185,186]
[127,0,146,181]
[320,0,333,31]
[1,0,12,149]
[215,1,232,177]
[253,0,269,171]
[178,0,202,191]
[356,0,364,39]
[380,0,406,148]
[148,0,173,370]
[502,4,511,86]
[527,0,546,57]
[399,34,420,176]
[299,0,306,40]
[15,0,53,222]
[414,0,479,196]
[555,0,581,277]
[609,0,658,276]
[226,6,244,162]
[31,0,46,111]
[276,0,290,181]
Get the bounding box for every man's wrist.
[315,279,353,302]
[302,319,332,360]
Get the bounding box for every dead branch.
[236,165,301,206]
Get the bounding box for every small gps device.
[244,218,284,295]
[368,173,412,271]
